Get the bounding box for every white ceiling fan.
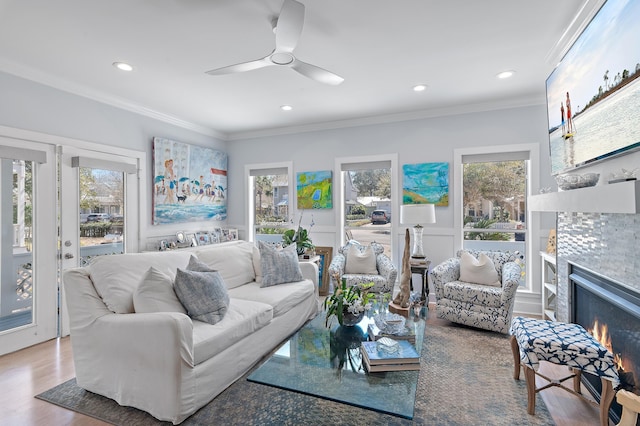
[205,0,344,85]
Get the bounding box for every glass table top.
[247,308,426,419]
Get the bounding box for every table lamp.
[400,204,436,259]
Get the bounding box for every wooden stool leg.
[572,369,582,393]
[599,378,614,426]
[510,335,521,380]
[524,365,536,415]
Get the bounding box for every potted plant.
[324,280,375,327]
[282,226,314,256]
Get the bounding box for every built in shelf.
[528,179,640,213]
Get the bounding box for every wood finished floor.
[0,311,605,426]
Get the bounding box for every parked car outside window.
[371,210,389,224]
[87,213,110,222]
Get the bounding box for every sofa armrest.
[376,254,398,292]
[430,258,461,299]
[299,261,319,288]
[328,253,346,285]
[500,261,522,305]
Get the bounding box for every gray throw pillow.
[187,255,216,273]
[174,268,230,325]
[258,241,304,287]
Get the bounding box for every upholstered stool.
[509,316,619,426]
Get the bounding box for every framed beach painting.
[402,162,449,206]
[297,170,332,209]
[152,137,228,225]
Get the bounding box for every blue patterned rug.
[36,322,554,425]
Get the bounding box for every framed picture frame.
[314,246,332,296]
[228,228,238,241]
[212,227,222,243]
[197,231,211,245]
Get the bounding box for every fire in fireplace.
[570,265,640,424]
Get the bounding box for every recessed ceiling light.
[113,62,133,72]
[280,105,293,111]
[413,84,428,92]
[497,70,515,79]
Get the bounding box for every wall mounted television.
[546,0,640,175]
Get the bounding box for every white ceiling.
[0,0,601,140]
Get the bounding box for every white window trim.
[453,143,540,294]
[334,153,398,258]
[245,161,293,243]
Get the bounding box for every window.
[455,147,535,290]
[246,163,292,244]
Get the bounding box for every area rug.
[36,322,555,425]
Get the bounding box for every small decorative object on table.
[324,279,375,327]
[555,173,599,190]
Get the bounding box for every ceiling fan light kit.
[206,0,343,85]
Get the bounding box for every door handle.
[64,253,74,259]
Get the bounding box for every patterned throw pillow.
[258,241,303,287]
[133,267,187,314]
[174,258,230,324]
[459,251,501,287]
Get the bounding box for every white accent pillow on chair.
[459,251,500,286]
[344,244,378,274]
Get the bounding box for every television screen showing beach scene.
[546,0,640,175]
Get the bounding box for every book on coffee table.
[362,356,421,372]
[367,323,416,345]
[360,340,420,365]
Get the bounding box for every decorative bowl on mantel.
[555,173,600,191]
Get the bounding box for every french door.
[58,146,139,335]
[0,138,57,356]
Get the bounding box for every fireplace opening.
[570,265,640,424]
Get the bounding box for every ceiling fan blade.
[275,0,305,53]
[206,57,272,75]
[291,59,344,85]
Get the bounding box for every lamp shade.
[400,204,436,225]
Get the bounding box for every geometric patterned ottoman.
[509,316,619,426]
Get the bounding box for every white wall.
[0,71,227,243]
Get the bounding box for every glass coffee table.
[247,309,426,419]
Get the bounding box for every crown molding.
[227,94,545,141]
[0,59,228,141]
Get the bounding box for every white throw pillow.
[344,244,378,275]
[253,244,263,283]
[133,267,187,314]
[459,251,501,287]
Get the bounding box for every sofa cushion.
[133,267,186,314]
[258,241,303,287]
[174,268,230,325]
[193,241,256,289]
[253,245,263,284]
[228,279,315,317]
[192,298,273,365]
[459,251,500,287]
[344,244,378,274]
[442,280,503,308]
[89,251,193,314]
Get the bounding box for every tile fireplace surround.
[556,212,640,322]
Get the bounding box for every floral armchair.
[429,250,522,334]
[328,241,397,293]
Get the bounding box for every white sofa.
[63,240,319,424]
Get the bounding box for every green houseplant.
[324,280,375,327]
[282,226,314,256]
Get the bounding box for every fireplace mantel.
[529,180,640,213]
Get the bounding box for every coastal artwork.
[297,170,332,209]
[546,0,640,174]
[152,137,227,225]
[402,162,449,206]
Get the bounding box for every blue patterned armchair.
[328,241,397,293]
[430,250,522,334]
